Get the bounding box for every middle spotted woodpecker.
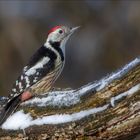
[0,25,79,125]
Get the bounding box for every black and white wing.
[10,46,57,98]
[0,45,62,126]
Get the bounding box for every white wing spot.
[25,57,50,76]
[33,79,37,83]
[24,76,30,88]
[23,66,28,72]
[10,93,13,96]
[26,84,30,88]
[7,99,11,103]
[16,80,18,86]
[20,89,23,92]
[19,82,23,90]
[25,76,30,84]
[21,76,24,80]
[14,93,19,97]
[12,88,16,92]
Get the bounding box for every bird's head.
[46,26,79,49]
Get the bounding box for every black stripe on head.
[49,40,64,61]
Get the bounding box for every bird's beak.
[64,26,80,41]
[70,26,80,34]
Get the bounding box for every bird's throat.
[48,40,64,61]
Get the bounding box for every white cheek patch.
[25,57,50,76]
[48,29,63,42]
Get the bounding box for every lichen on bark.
[0,58,140,139]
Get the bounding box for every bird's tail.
[0,95,21,126]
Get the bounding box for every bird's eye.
[59,30,63,34]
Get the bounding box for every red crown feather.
[48,26,62,34]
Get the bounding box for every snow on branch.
[21,58,140,107]
[1,58,140,140]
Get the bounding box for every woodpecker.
[0,25,79,125]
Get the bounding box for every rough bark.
[0,58,140,140]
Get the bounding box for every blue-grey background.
[0,0,140,99]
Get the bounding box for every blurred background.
[0,0,140,97]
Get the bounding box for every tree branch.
[0,58,140,139]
